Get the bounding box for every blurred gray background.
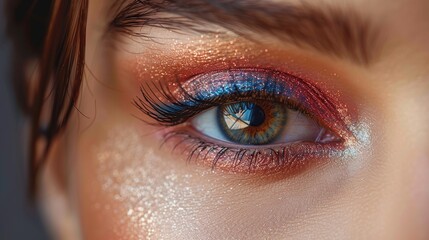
[0,0,50,239]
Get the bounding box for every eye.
[192,101,330,145]
[134,68,353,173]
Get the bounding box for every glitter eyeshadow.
[129,35,359,130]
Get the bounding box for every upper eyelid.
[133,69,354,142]
[110,0,380,66]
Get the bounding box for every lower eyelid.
[159,126,346,175]
[146,125,357,180]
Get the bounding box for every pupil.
[248,104,265,126]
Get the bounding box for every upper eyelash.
[133,71,312,127]
[133,80,218,126]
[133,81,306,127]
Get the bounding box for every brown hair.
[5,0,88,196]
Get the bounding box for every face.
[39,0,429,239]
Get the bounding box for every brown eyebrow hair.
[111,0,380,65]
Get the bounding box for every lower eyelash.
[161,129,345,174]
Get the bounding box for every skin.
[38,0,429,239]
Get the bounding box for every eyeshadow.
[126,35,361,123]
[118,33,372,175]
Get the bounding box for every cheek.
[75,126,257,239]
[70,120,368,239]
[74,125,202,239]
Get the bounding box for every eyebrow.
[110,0,380,65]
